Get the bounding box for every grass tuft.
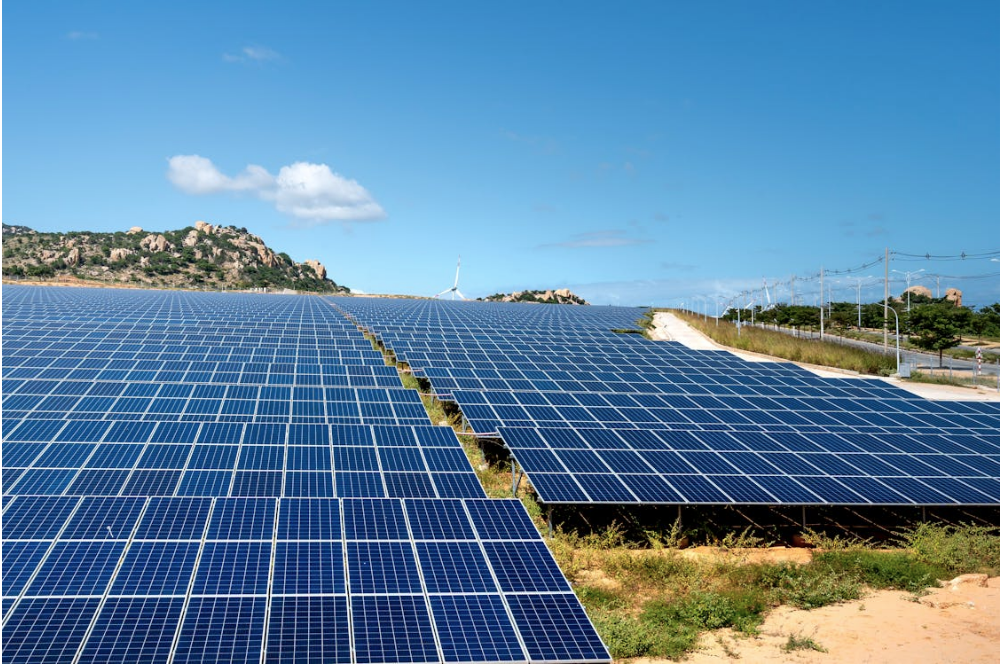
[783,634,827,653]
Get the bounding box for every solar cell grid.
[15,288,995,662]
[3,597,102,664]
[265,596,352,664]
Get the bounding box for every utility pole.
[819,267,824,339]
[883,247,889,350]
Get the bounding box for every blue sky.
[5,1,999,307]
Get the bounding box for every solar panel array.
[329,297,1000,507]
[2,287,610,664]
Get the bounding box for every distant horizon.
[4,219,997,310]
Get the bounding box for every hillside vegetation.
[480,288,589,304]
[2,221,348,293]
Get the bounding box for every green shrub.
[814,550,943,593]
[755,562,862,609]
[898,523,1000,576]
[643,589,764,633]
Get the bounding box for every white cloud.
[166,155,271,194]
[268,162,386,222]
[223,45,283,64]
[167,155,385,223]
[539,230,653,249]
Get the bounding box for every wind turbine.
[435,255,466,300]
[761,278,776,312]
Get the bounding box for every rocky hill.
[480,288,589,305]
[1,221,348,293]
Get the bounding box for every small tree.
[907,304,973,366]
[829,310,853,340]
[970,305,1000,343]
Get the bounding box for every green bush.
[898,523,1000,576]
[814,550,943,593]
[589,611,662,659]
[643,589,764,633]
[754,562,862,609]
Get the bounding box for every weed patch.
[783,634,827,653]
[897,523,1001,576]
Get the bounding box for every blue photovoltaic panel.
[416,541,496,593]
[1,288,614,665]
[347,541,422,593]
[432,472,488,498]
[265,596,352,664]
[133,497,212,540]
[526,473,590,503]
[177,470,234,496]
[77,597,184,664]
[484,540,572,592]
[2,541,51,597]
[191,542,272,595]
[3,597,102,664]
[466,498,542,540]
[273,541,346,594]
[276,497,342,540]
[25,541,125,596]
[207,497,275,540]
[60,496,145,540]
[110,541,200,595]
[335,472,386,497]
[405,498,476,540]
[350,595,439,665]
[506,593,611,663]
[384,471,437,498]
[173,596,267,665]
[342,497,409,540]
[430,595,526,663]
[2,496,79,539]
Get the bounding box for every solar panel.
[3,287,633,664]
[78,597,185,664]
[265,596,351,664]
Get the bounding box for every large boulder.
[304,259,327,280]
[110,248,132,262]
[65,248,81,266]
[126,226,143,235]
[904,285,932,299]
[141,234,171,253]
[183,230,200,247]
[945,288,962,307]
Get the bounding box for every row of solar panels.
[329,299,646,328]
[498,427,996,505]
[5,370,404,388]
[5,394,430,420]
[426,372,914,399]
[451,390,996,433]
[6,348,386,361]
[6,383,427,403]
[2,497,607,664]
[328,297,1000,509]
[4,288,611,664]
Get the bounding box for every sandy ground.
[683,575,1000,664]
